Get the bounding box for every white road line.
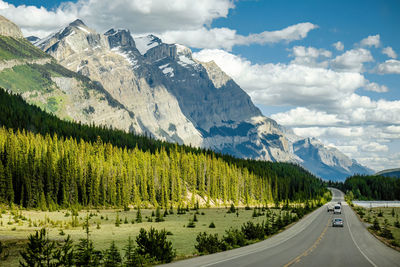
[345,206,378,267]
[202,207,324,267]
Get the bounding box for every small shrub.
[378,210,383,217]
[209,222,216,228]
[11,227,16,231]
[228,204,236,214]
[241,221,264,240]
[59,229,65,236]
[223,228,247,248]
[187,219,195,228]
[124,217,128,224]
[135,227,176,263]
[380,228,394,239]
[193,214,198,222]
[195,232,224,254]
[370,218,381,231]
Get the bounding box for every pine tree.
[20,228,56,267]
[123,236,143,267]
[74,215,101,266]
[53,235,74,266]
[136,208,142,223]
[103,241,122,267]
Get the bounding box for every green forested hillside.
[0,88,327,208]
[0,36,49,60]
[344,175,400,200]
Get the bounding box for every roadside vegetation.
[0,88,331,265]
[349,202,400,250]
[0,200,328,265]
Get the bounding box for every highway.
[164,188,400,267]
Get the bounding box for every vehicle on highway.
[333,204,342,214]
[327,204,334,212]
[332,218,344,227]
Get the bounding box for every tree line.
[343,175,400,200]
[0,87,327,208]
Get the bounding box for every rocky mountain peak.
[104,28,136,49]
[69,19,86,28]
[0,15,23,38]
[134,34,162,55]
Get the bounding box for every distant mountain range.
[0,15,373,181]
[376,168,400,178]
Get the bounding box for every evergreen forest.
[0,87,327,208]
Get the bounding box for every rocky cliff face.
[37,20,203,146]
[33,19,372,179]
[0,15,23,38]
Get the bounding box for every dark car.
[332,218,344,227]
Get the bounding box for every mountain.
[0,16,142,135]
[36,19,296,162]
[292,138,373,181]
[376,168,400,178]
[0,16,371,180]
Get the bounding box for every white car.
[333,204,341,214]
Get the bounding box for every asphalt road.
[163,188,400,267]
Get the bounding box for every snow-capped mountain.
[32,19,371,180]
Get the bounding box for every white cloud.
[0,1,317,50]
[290,46,331,67]
[0,1,77,37]
[193,49,365,107]
[333,41,344,51]
[382,46,397,59]
[271,108,342,126]
[376,59,400,74]
[361,142,388,152]
[0,0,235,37]
[360,34,381,48]
[160,22,318,50]
[331,48,373,73]
[364,82,388,93]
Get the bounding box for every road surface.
[163,188,400,267]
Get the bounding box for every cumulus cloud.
[333,41,344,51]
[0,1,76,37]
[331,48,373,73]
[0,0,234,37]
[160,22,317,50]
[376,59,400,74]
[193,48,399,171]
[0,0,317,50]
[271,108,343,126]
[290,46,331,67]
[361,142,388,152]
[360,34,381,48]
[382,46,397,58]
[364,82,388,93]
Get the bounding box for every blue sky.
[1,0,399,171]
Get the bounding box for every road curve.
[163,188,400,267]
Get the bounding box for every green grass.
[0,64,55,93]
[0,207,289,265]
[0,36,49,60]
[354,206,400,248]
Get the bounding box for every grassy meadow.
[0,206,295,265]
[353,206,400,249]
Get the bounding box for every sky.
[0,0,399,171]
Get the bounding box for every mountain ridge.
[0,15,372,181]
